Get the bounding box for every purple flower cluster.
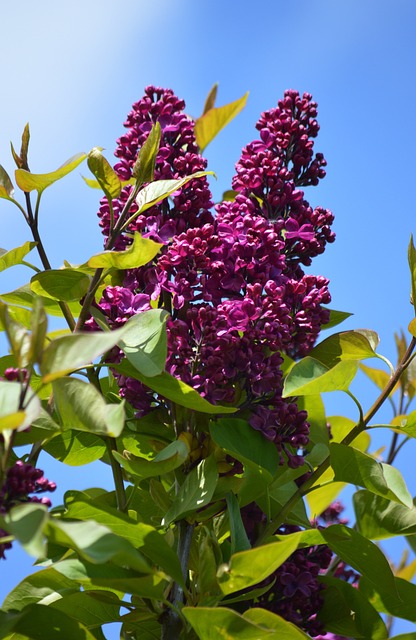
[241,502,354,637]
[94,86,334,468]
[0,461,56,559]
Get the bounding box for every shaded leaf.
[195,92,249,152]
[15,153,87,194]
[0,604,97,640]
[162,455,218,526]
[210,418,280,480]
[0,283,82,317]
[330,443,413,508]
[354,490,416,539]
[113,438,189,481]
[0,164,15,199]
[202,83,218,114]
[360,362,392,392]
[226,492,251,554]
[361,575,416,624]
[321,308,353,330]
[118,307,167,377]
[88,232,162,270]
[53,376,125,437]
[2,502,48,557]
[409,235,416,312]
[0,381,41,433]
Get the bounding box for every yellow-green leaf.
[0,164,15,199]
[15,152,87,194]
[88,232,162,270]
[87,147,121,200]
[195,92,249,152]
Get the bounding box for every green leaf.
[40,314,143,382]
[354,490,416,539]
[2,502,48,557]
[87,147,121,200]
[88,231,162,270]
[309,329,379,368]
[361,575,416,624]
[10,123,30,170]
[15,152,87,194]
[135,171,214,214]
[53,376,125,437]
[194,92,249,152]
[217,531,310,595]
[391,410,416,438]
[43,430,106,465]
[46,518,151,573]
[330,442,413,508]
[0,604,97,640]
[0,241,37,272]
[282,357,358,397]
[210,418,280,481]
[118,308,167,377]
[0,283,82,317]
[360,362,392,391]
[162,455,219,526]
[0,302,32,367]
[48,590,122,630]
[30,268,91,302]
[0,381,41,432]
[226,493,251,554]
[112,438,189,481]
[0,164,15,199]
[114,360,237,414]
[2,565,79,612]
[132,122,161,184]
[63,493,183,584]
[297,394,328,446]
[318,575,388,640]
[28,296,48,365]
[409,235,416,312]
[321,308,353,329]
[184,606,309,640]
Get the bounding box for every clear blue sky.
[1,1,416,635]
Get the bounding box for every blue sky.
[1,0,416,635]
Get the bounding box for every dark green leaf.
[0,283,82,317]
[132,122,161,184]
[318,575,388,639]
[162,455,219,526]
[15,152,87,194]
[354,490,416,539]
[0,604,97,640]
[360,574,416,623]
[0,241,37,272]
[88,232,162,270]
[2,565,79,612]
[330,443,413,508]
[49,590,122,629]
[409,235,416,312]
[87,147,121,200]
[53,376,125,437]
[210,418,280,480]
[226,493,251,554]
[195,92,249,152]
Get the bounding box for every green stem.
[257,336,416,543]
[105,437,127,512]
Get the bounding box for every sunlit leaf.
[132,122,161,185]
[135,171,214,214]
[15,152,87,194]
[202,83,218,114]
[195,92,249,152]
[87,147,121,200]
[43,430,106,466]
[309,329,379,367]
[283,357,358,397]
[0,241,37,272]
[321,308,353,330]
[30,268,91,302]
[354,490,416,539]
[0,381,41,432]
[0,283,82,317]
[88,232,162,270]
